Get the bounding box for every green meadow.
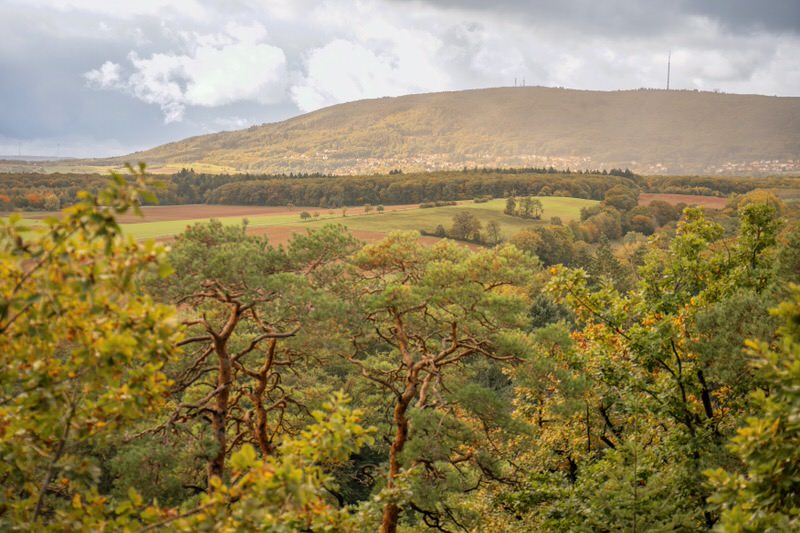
[302,197,598,236]
[3,211,336,239]
[119,212,339,239]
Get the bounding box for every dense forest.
[1,168,798,531]
[3,167,800,211]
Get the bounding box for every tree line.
[5,167,798,212]
[1,169,636,210]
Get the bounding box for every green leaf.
[230,444,257,471]
[127,487,143,507]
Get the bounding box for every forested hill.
[100,87,800,175]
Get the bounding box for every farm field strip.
[638,192,727,209]
[5,197,599,241]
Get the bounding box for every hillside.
[84,87,800,175]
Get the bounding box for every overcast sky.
[1,0,799,157]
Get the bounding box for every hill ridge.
[100,87,800,175]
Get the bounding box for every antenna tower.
[666,50,671,90]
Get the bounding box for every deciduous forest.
[1,167,799,532]
[4,167,799,211]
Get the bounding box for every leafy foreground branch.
[706,285,800,532]
[0,168,376,531]
[0,165,181,529]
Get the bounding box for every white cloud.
[125,51,187,122]
[290,1,452,112]
[86,22,288,123]
[84,60,122,88]
[251,0,319,21]
[224,21,268,44]
[291,39,403,111]
[183,42,287,106]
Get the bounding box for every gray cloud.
[1,0,798,157]
[391,0,800,35]
[688,0,800,34]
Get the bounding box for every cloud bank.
[84,22,287,123]
[2,0,798,156]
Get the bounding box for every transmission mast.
[666,50,671,90]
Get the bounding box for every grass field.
[120,212,339,239]
[115,203,422,240]
[300,197,597,240]
[117,197,598,241]
[7,196,598,243]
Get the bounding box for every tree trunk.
[205,302,241,487]
[208,339,231,486]
[252,338,277,456]
[252,376,275,456]
[381,379,417,533]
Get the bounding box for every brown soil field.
[639,193,727,209]
[118,205,306,223]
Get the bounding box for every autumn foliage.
[1,167,798,531]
